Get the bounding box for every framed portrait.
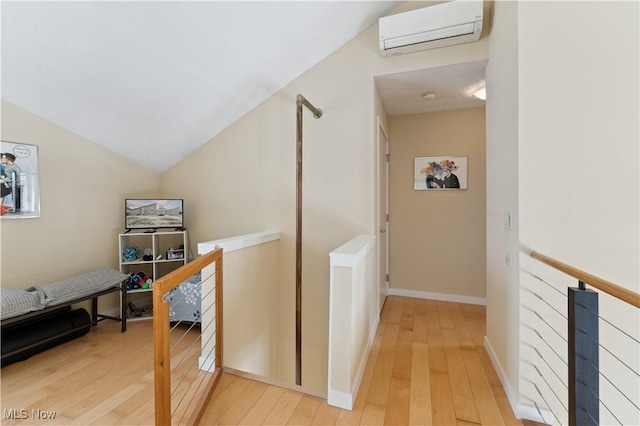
[1,141,40,218]
[414,156,468,190]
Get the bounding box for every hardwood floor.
[0,297,545,425]
[1,318,159,425]
[199,297,544,426]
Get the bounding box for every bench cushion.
[33,268,129,306]
[0,288,47,320]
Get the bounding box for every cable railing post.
[568,280,599,426]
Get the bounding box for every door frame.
[376,116,390,314]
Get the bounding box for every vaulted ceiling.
[2,1,485,173]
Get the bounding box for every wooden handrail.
[152,249,220,295]
[531,251,640,309]
[153,248,223,426]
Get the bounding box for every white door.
[377,118,390,313]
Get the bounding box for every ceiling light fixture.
[421,91,436,100]
[472,87,486,100]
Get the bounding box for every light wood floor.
[1,296,544,425]
[199,297,543,426]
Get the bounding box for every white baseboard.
[100,305,121,318]
[517,403,554,425]
[224,367,327,399]
[484,336,552,424]
[484,336,519,415]
[351,315,380,402]
[327,389,353,410]
[199,356,216,372]
[328,315,380,410]
[387,288,486,306]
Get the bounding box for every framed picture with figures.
[1,141,40,218]
[414,156,468,190]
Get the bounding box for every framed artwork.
[1,141,40,218]
[414,156,467,190]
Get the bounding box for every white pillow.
[33,268,129,306]
[0,288,47,320]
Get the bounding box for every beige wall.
[1,0,490,393]
[517,2,639,422]
[388,108,486,299]
[0,101,161,312]
[484,0,520,410]
[161,2,489,391]
[219,241,281,378]
[3,1,636,417]
[484,1,639,421]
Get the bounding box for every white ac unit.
[379,0,483,57]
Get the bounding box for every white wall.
[518,2,639,423]
[486,2,640,421]
[518,2,639,280]
[484,0,521,414]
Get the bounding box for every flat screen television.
[125,199,184,231]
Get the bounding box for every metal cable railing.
[521,252,640,426]
[153,248,223,426]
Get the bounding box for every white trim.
[224,367,327,399]
[197,231,280,255]
[329,235,376,267]
[327,390,353,410]
[327,315,379,410]
[387,288,486,305]
[517,403,554,425]
[351,315,379,406]
[484,336,553,424]
[199,356,216,373]
[100,305,121,318]
[376,116,390,314]
[484,336,519,416]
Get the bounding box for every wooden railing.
[531,251,640,309]
[153,248,223,426]
[527,251,640,426]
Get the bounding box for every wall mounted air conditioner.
[379,0,483,57]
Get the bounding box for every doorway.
[377,117,389,313]
[374,60,487,303]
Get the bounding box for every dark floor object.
[1,307,92,367]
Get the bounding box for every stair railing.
[153,248,223,425]
[524,250,639,426]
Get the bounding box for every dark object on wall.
[1,307,91,367]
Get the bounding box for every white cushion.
[0,288,47,320]
[33,268,128,306]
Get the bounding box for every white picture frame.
[414,156,468,190]
[1,141,41,218]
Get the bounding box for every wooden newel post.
[568,282,599,426]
